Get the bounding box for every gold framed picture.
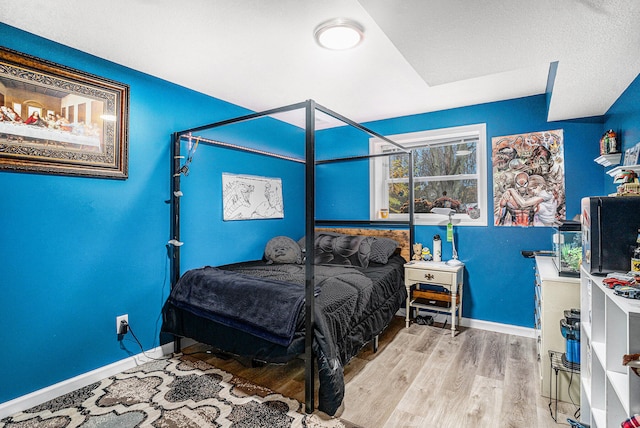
[0,47,129,179]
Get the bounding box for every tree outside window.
[370,124,487,226]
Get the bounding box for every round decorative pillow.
[264,236,303,264]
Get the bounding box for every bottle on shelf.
[632,229,640,273]
[433,234,442,262]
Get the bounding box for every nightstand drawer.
[405,268,452,285]
[413,289,460,305]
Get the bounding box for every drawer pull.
[424,273,435,280]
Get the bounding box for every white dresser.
[535,255,580,403]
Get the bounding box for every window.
[370,123,487,226]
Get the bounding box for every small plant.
[561,244,582,273]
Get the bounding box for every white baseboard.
[459,317,536,338]
[0,342,177,420]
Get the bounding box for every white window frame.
[369,123,488,226]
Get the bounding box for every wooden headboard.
[315,228,410,262]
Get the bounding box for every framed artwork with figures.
[492,129,566,227]
[0,47,129,179]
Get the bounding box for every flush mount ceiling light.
[314,18,365,50]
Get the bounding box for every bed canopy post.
[170,131,182,352]
[304,99,316,414]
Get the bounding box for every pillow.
[297,232,343,253]
[313,233,375,268]
[369,238,399,264]
[264,236,303,265]
[297,236,306,253]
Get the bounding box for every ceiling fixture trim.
[314,18,365,50]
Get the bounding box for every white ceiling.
[2,0,640,128]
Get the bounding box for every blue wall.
[179,145,306,271]
[2,21,638,406]
[317,95,605,326]
[0,24,301,404]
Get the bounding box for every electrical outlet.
[116,314,128,335]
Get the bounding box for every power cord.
[567,365,580,419]
[119,320,169,361]
[118,319,129,335]
[177,136,200,176]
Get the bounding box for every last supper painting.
[0,47,129,179]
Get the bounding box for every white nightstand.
[404,260,464,336]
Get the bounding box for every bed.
[162,100,416,415]
[161,228,409,415]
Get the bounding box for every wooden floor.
[185,316,580,427]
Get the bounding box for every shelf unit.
[595,153,622,167]
[580,267,640,427]
[605,164,640,177]
[535,256,580,403]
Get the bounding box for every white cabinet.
[580,267,640,427]
[535,256,580,403]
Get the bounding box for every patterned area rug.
[0,356,357,428]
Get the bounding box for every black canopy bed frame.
[165,99,415,415]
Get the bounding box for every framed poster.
[0,47,129,179]
[222,173,284,220]
[492,129,566,227]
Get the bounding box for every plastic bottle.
[433,234,442,262]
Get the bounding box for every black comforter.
[166,266,307,347]
[161,255,406,415]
